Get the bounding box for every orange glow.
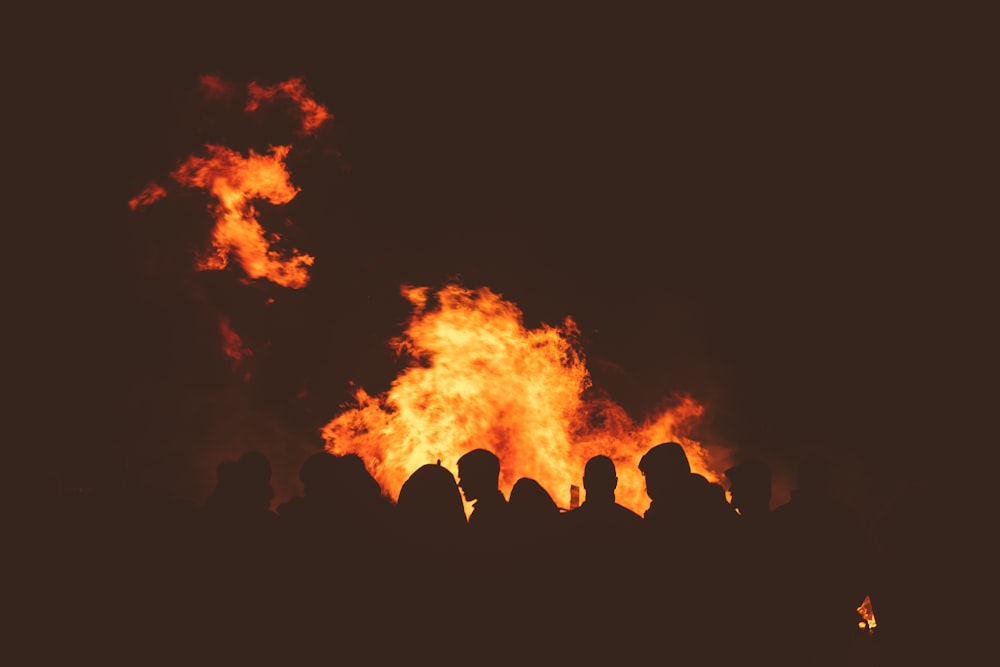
[218,315,253,382]
[246,77,332,135]
[128,183,167,211]
[199,74,237,100]
[322,283,718,516]
[170,144,314,288]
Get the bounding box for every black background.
[23,5,993,511]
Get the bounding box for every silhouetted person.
[454,448,517,654]
[275,450,395,656]
[636,442,738,664]
[276,450,343,558]
[457,447,512,553]
[195,451,282,658]
[279,451,394,555]
[561,454,644,559]
[639,442,738,543]
[396,461,468,556]
[509,477,560,540]
[294,451,396,603]
[200,451,279,544]
[558,455,646,662]
[723,459,781,660]
[503,477,564,656]
[329,452,397,550]
[390,462,469,654]
[770,452,872,667]
[507,477,562,574]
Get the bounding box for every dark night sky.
[27,6,993,511]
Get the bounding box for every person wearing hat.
[638,441,736,533]
[636,442,740,662]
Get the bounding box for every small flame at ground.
[322,283,718,515]
[857,594,877,633]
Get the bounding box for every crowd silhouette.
[41,440,928,666]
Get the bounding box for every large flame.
[322,283,717,515]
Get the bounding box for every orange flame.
[129,76,330,287]
[199,74,237,100]
[322,283,717,516]
[857,594,877,633]
[128,183,167,211]
[246,77,332,135]
[170,144,314,288]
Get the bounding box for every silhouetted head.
[237,451,272,484]
[638,442,691,502]
[299,451,340,502]
[236,450,275,511]
[509,477,559,519]
[583,455,618,500]
[334,453,386,504]
[457,448,501,503]
[207,453,274,514]
[398,462,467,532]
[724,460,772,515]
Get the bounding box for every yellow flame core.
[171,144,314,288]
[857,594,877,633]
[322,284,714,516]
